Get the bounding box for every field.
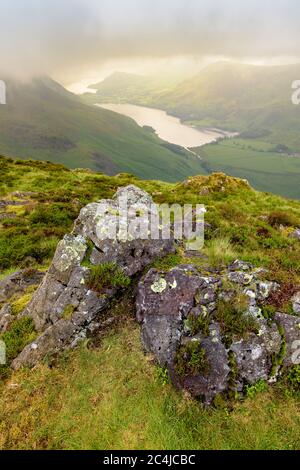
[198,139,300,200]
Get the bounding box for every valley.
[0,77,204,183]
[85,63,300,200]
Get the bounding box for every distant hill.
[0,77,204,182]
[154,62,300,151]
[82,71,182,106]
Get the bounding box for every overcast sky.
[1,0,300,83]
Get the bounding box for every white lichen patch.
[151,278,167,293]
[251,345,263,360]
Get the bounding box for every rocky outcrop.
[2,184,299,406]
[136,262,299,404]
[12,185,174,369]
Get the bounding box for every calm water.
[97,103,236,148]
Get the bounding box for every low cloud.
[1,0,300,81]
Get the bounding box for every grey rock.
[291,292,300,315]
[173,332,230,405]
[12,319,78,369]
[74,185,174,277]
[0,304,14,333]
[228,260,253,271]
[13,185,174,369]
[0,269,44,304]
[136,266,201,366]
[274,312,300,368]
[230,322,281,385]
[256,281,280,301]
[136,262,292,403]
[228,271,253,285]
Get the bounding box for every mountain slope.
[83,71,183,106]
[0,77,204,182]
[154,62,300,150]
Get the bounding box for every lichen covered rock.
[136,261,297,404]
[12,185,174,369]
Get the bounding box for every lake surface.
[96,103,236,148]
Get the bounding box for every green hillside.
[0,155,300,449]
[82,71,183,106]
[155,62,300,151]
[0,77,204,182]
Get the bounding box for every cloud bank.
[1,0,300,81]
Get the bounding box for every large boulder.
[12,185,174,369]
[135,261,298,404]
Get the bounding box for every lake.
[96,103,236,148]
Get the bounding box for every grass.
[205,237,238,267]
[10,286,37,316]
[87,262,131,292]
[0,317,36,378]
[214,299,259,347]
[1,156,300,284]
[0,322,299,450]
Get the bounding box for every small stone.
[228,271,253,285]
[228,259,253,271]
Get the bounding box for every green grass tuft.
[87,262,131,292]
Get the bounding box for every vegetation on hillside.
[0,155,300,449]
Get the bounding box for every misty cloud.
[1,0,300,81]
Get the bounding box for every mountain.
[82,71,182,106]
[0,77,204,182]
[154,62,300,150]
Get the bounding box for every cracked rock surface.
[12,185,174,369]
[136,263,299,404]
